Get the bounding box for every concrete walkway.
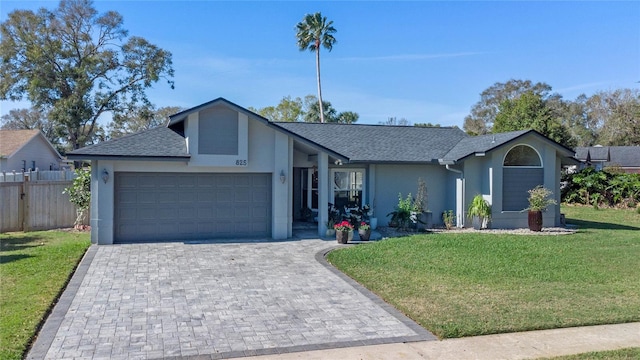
[237,322,640,359]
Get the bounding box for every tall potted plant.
[467,194,491,230]
[525,185,557,231]
[412,177,432,229]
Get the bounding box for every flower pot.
[336,230,350,244]
[528,210,543,232]
[358,229,371,241]
[471,216,482,230]
[369,218,378,230]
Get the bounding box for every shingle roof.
[441,130,530,162]
[575,146,640,167]
[275,123,468,163]
[0,129,41,157]
[67,127,189,159]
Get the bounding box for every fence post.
[18,177,29,231]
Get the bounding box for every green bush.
[562,167,640,208]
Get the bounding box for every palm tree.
[295,12,337,123]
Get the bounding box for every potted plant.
[412,178,432,229]
[387,193,413,230]
[325,218,336,237]
[442,210,456,230]
[333,220,354,244]
[365,202,378,230]
[467,194,491,230]
[524,185,557,232]
[358,221,371,241]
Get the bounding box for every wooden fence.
[0,169,76,183]
[0,179,87,232]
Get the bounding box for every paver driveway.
[30,239,434,359]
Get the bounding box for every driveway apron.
[30,239,434,359]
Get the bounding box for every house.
[575,146,640,174]
[0,129,64,173]
[67,98,578,244]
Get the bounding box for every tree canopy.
[493,91,575,147]
[463,79,553,136]
[295,12,336,123]
[464,79,640,146]
[251,95,358,124]
[0,0,174,150]
[107,105,184,139]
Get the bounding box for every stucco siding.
[488,134,562,229]
[373,164,451,227]
[198,105,239,155]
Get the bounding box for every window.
[502,145,543,211]
[503,145,541,167]
[332,170,364,210]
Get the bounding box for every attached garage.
[114,172,272,243]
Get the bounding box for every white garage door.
[114,172,272,243]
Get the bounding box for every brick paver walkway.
[30,239,433,359]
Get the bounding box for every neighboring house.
[0,129,64,173]
[67,98,578,244]
[574,146,640,174]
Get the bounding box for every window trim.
[502,144,543,168]
[330,168,366,208]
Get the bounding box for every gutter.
[443,163,465,228]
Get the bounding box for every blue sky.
[1,1,639,127]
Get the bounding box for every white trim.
[330,168,366,208]
[502,144,543,168]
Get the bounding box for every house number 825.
[235,159,247,166]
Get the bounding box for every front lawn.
[327,206,640,339]
[0,230,90,360]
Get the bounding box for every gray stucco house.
[68,98,577,244]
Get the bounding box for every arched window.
[503,145,542,167]
[502,145,543,211]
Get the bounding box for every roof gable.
[0,129,61,159]
[441,130,576,163]
[168,97,271,126]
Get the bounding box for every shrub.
[562,168,640,208]
[63,168,91,226]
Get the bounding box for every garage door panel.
[157,191,178,203]
[177,176,196,187]
[138,192,158,204]
[235,190,251,202]
[114,172,272,243]
[217,175,234,187]
[217,190,233,203]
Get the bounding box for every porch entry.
[293,167,364,221]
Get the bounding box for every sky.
[1,1,639,128]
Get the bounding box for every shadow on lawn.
[0,236,46,253]
[0,253,35,264]
[566,218,640,231]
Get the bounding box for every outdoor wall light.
[102,168,109,184]
[279,170,286,184]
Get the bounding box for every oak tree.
[0,0,174,150]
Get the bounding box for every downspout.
[445,164,465,228]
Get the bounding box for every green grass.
[544,347,640,359]
[327,205,640,339]
[0,230,90,360]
